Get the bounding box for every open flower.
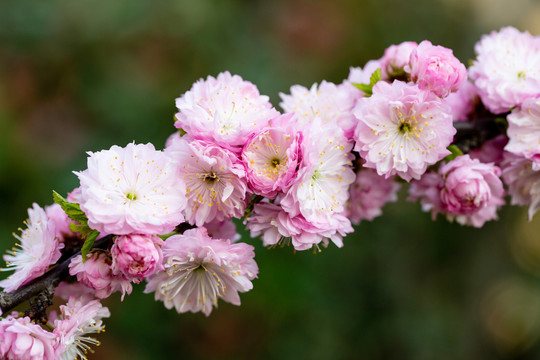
[501,152,540,220]
[347,169,401,224]
[0,314,57,360]
[506,97,540,169]
[353,80,455,181]
[0,204,63,292]
[469,26,540,114]
[279,81,357,139]
[166,137,247,226]
[242,113,303,198]
[280,119,355,224]
[54,297,111,360]
[76,142,187,235]
[174,71,279,152]
[145,227,258,316]
[246,202,352,251]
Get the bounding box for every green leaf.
[178,128,187,137]
[443,144,463,162]
[53,190,101,262]
[494,117,508,132]
[158,232,176,241]
[80,230,99,260]
[52,191,87,223]
[352,68,382,97]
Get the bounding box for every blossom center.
[399,121,413,134]
[200,172,218,183]
[125,192,137,201]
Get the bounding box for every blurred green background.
[1,0,540,359]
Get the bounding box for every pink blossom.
[54,282,95,302]
[76,143,187,235]
[443,80,479,122]
[166,137,247,226]
[69,252,132,300]
[0,204,63,292]
[0,315,56,360]
[280,119,355,225]
[408,171,445,219]
[380,41,417,80]
[506,97,540,169]
[242,113,303,198]
[111,234,164,283]
[469,26,540,114]
[353,80,455,181]
[45,203,77,241]
[279,81,358,139]
[347,60,382,92]
[469,135,508,165]
[347,169,401,224]
[406,40,467,98]
[246,202,353,251]
[174,71,279,152]
[145,227,258,316]
[440,155,505,227]
[66,187,83,203]
[204,219,241,242]
[53,297,110,360]
[501,153,540,220]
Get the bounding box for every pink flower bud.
[69,252,132,300]
[440,155,505,227]
[407,40,467,98]
[111,234,164,283]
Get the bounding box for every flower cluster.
[1,26,540,359]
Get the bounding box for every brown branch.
[452,116,507,153]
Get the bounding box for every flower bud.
[407,40,467,98]
[440,155,504,227]
[111,234,164,283]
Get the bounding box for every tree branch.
[0,116,509,316]
[0,235,113,315]
[452,116,507,153]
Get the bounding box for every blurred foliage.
[1,0,540,359]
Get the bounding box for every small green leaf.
[352,68,382,97]
[444,144,464,162]
[178,128,187,137]
[352,83,372,93]
[80,230,99,261]
[369,68,382,84]
[494,117,508,132]
[53,191,87,223]
[158,232,176,241]
[53,190,101,262]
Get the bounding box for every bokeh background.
[1,0,540,359]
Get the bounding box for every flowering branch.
[1,25,540,359]
[0,235,113,315]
